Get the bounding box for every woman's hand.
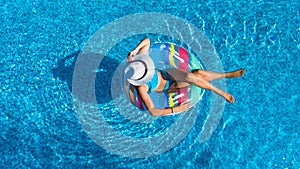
[126,49,138,62]
[176,101,190,112]
[126,38,150,62]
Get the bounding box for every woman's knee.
[193,69,206,76]
[185,72,196,83]
[192,69,209,81]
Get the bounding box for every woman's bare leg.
[166,69,235,103]
[187,72,235,103]
[192,68,245,81]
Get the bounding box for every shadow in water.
[51,51,121,104]
[52,51,80,91]
[195,149,213,167]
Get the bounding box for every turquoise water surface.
[1,0,299,168]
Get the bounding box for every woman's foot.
[227,68,245,78]
[224,93,235,104]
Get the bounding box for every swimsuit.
[146,70,175,93]
[146,70,159,93]
[160,70,175,92]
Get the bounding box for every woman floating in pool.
[125,38,245,116]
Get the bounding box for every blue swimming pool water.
[1,0,299,168]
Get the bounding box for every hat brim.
[126,54,155,86]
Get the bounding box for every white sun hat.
[124,54,155,86]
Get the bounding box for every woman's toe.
[240,68,245,76]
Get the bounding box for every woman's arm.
[127,38,150,62]
[137,85,190,116]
